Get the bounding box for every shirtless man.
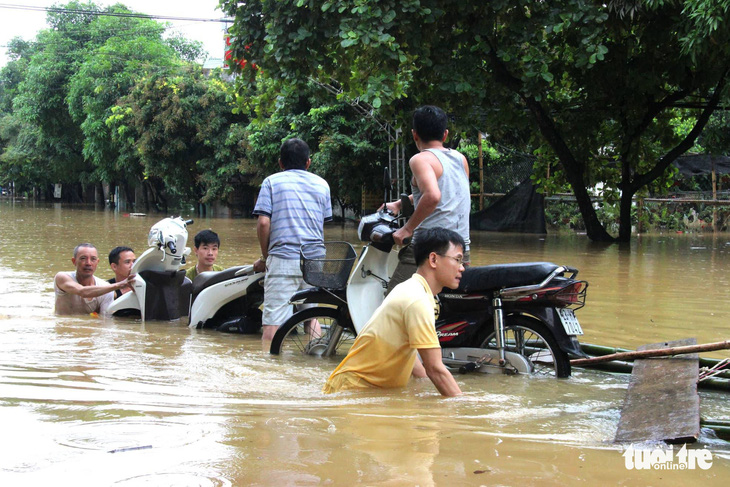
[54,243,135,315]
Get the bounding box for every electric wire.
[0,3,234,23]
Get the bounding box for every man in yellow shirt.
[185,229,224,281]
[323,227,464,397]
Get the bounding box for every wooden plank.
[614,338,700,444]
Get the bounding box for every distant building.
[202,57,224,75]
[201,57,234,82]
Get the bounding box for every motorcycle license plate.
[557,308,583,335]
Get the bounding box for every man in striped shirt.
[253,138,333,342]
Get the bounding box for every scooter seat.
[453,262,560,293]
[192,266,248,299]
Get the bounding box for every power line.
[0,3,234,23]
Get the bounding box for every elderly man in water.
[54,243,135,316]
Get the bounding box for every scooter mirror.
[383,167,391,203]
[400,193,414,218]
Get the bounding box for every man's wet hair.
[280,137,310,170]
[413,228,466,267]
[73,243,96,259]
[412,105,449,142]
[108,246,134,265]
[194,229,220,248]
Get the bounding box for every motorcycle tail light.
[552,281,588,309]
[514,280,588,309]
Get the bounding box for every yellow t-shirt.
[323,273,440,393]
[185,264,224,281]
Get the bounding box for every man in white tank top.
[385,105,472,291]
[54,243,135,315]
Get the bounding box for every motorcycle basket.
[300,241,357,290]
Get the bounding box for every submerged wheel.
[482,316,571,378]
[269,307,356,357]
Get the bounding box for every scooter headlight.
[358,212,382,241]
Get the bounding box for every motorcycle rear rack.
[498,265,577,299]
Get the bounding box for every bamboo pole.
[478,131,484,211]
[571,340,730,366]
[701,420,730,438]
[580,343,730,369]
[712,158,717,232]
[637,198,644,234]
[642,198,730,206]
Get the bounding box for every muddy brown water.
[1,201,729,485]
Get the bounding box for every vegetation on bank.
[222,0,730,241]
[0,1,391,214]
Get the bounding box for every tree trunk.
[618,187,634,242]
[142,181,150,212]
[96,182,105,206]
[486,48,615,242]
[70,183,83,203]
[566,173,615,242]
[123,182,135,211]
[520,93,615,241]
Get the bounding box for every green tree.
[0,115,46,194]
[12,1,103,199]
[0,38,33,114]
[107,68,252,211]
[4,1,216,204]
[223,0,730,241]
[245,81,391,215]
[66,5,180,201]
[0,38,36,193]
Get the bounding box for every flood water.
[1,200,729,486]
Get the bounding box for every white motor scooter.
[108,216,193,320]
[188,265,264,333]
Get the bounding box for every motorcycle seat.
[191,266,248,299]
[453,262,560,293]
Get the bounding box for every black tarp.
[470,179,547,234]
[673,155,730,176]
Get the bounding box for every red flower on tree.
[224,37,258,71]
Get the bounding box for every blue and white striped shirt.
[253,169,333,260]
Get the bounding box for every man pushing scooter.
[323,228,464,397]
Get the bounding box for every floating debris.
[108,445,152,454]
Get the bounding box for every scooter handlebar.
[184,219,194,226]
[166,241,177,254]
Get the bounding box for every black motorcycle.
[270,209,587,378]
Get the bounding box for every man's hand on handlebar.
[379,199,402,216]
[393,226,413,247]
[253,258,266,273]
[120,274,136,292]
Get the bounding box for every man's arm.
[393,153,441,245]
[54,273,133,299]
[418,347,462,397]
[412,353,427,378]
[253,215,271,272]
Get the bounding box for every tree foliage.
[223,0,730,241]
[244,80,391,215]
[0,1,259,211]
[107,68,251,205]
[66,6,180,192]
